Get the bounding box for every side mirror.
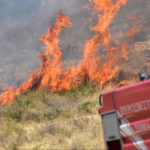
[99,94,103,107]
[139,69,149,81]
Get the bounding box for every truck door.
[101,111,123,150]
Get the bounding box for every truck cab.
[99,79,150,150]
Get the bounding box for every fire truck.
[99,78,150,150]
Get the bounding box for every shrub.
[79,101,97,113]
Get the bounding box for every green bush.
[79,101,97,113]
[6,110,22,122]
[57,83,98,97]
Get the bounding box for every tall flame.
[0,0,128,106]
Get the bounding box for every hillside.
[0,78,139,150]
[0,0,150,149]
[0,85,105,150]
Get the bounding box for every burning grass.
[0,0,141,148]
[0,0,129,105]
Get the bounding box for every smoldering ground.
[0,0,150,91]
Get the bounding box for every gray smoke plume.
[0,0,150,90]
[0,0,90,90]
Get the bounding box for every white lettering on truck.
[120,99,150,116]
[134,122,150,134]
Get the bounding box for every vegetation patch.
[0,85,105,149]
[79,101,97,113]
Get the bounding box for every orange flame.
[0,0,129,106]
[129,14,143,20]
[121,43,128,61]
[79,0,127,84]
[128,25,137,37]
[119,80,128,86]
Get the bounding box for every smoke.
[0,0,150,90]
[109,0,150,80]
[0,0,90,89]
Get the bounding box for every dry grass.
[0,85,107,150]
[0,79,140,150]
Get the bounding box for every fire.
[37,13,72,92]
[128,26,137,37]
[122,43,128,61]
[0,0,128,105]
[79,0,128,84]
[119,80,128,86]
[129,14,143,21]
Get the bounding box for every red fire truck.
[99,79,150,150]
